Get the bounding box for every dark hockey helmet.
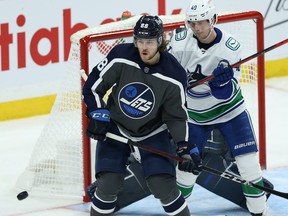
[133,15,164,47]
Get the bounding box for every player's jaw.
[139,48,159,64]
[136,39,160,64]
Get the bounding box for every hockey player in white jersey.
[168,0,271,215]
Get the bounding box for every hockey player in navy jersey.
[82,15,202,216]
[168,0,271,215]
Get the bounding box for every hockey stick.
[80,71,288,199]
[80,69,88,80]
[187,38,288,89]
[105,132,288,200]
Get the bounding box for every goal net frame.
[77,11,265,201]
[17,11,265,202]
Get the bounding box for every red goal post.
[76,11,265,201]
[15,11,265,202]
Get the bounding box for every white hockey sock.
[235,153,268,214]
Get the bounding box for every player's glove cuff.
[89,109,110,122]
[177,142,203,175]
[86,109,110,141]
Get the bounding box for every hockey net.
[16,11,265,201]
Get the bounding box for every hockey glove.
[177,142,202,175]
[86,109,110,141]
[209,60,234,87]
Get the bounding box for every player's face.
[136,38,159,64]
[187,20,212,40]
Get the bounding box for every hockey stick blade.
[202,166,288,200]
[188,38,288,89]
[106,132,288,200]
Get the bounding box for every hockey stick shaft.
[187,38,288,89]
[203,166,288,199]
[106,132,183,162]
[106,132,288,199]
[80,66,288,199]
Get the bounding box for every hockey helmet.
[186,0,217,25]
[133,15,164,46]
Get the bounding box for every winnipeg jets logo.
[118,82,155,119]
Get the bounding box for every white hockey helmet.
[186,0,217,25]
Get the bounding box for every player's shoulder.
[168,27,194,53]
[217,28,241,52]
[162,51,184,68]
[160,51,187,84]
[171,27,190,42]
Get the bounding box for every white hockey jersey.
[168,27,247,125]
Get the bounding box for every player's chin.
[193,32,204,39]
[140,53,150,62]
[200,33,210,40]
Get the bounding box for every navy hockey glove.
[209,60,234,87]
[177,142,202,175]
[86,109,110,141]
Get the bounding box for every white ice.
[0,77,288,216]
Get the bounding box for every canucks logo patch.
[175,29,187,41]
[225,37,240,51]
[118,82,155,119]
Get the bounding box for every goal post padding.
[15,12,265,202]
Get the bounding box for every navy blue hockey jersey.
[82,43,189,144]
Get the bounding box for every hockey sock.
[177,182,194,199]
[242,178,265,196]
[162,193,190,216]
[90,190,116,216]
[242,178,267,214]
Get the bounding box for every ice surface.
[1,77,288,216]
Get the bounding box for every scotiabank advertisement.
[0,0,287,119]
